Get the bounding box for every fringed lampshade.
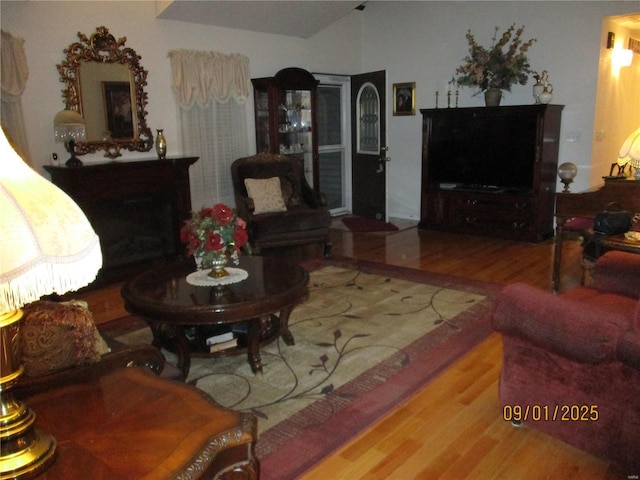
[0,128,102,478]
[618,126,640,180]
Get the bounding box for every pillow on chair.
[244,177,287,214]
[21,300,110,377]
[280,176,302,207]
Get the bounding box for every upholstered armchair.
[489,251,640,470]
[231,153,332,257]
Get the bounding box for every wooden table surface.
[121,256,309,377]
[31,367,258,480]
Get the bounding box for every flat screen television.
[427,110,538,193]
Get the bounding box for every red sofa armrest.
[490,283,627,364]
[593,251,640,298]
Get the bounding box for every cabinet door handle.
[512,222,526,229]
[467,199,478,205]
[465,217,477,223]
[514,202,528,209]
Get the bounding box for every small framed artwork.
[393,82,415,116]
[102,81,134,139]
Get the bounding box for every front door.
[351,70,387,220]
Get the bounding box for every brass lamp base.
[0,310,57,479]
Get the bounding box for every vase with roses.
[180,203,250,278]
[454,24,536,106]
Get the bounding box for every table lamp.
[0,129,102,478]
[618,126,640,180]
[53,109,86,167]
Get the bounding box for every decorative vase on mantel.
[156,129,167,160]
[484,88,502,107]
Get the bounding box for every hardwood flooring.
[77,225,624,479]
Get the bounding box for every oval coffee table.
[121,256,309,378]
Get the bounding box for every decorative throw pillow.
[244,177,287,214]
[280,177,302,208]
[21,300,110,377]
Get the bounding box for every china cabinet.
[252,68,319,188]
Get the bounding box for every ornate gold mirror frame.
[57,26,152,159]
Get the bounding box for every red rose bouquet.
[180,203,249,269]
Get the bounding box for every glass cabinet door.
[278,89,314,186]
[255,88,271,153]
[252,68,319,189]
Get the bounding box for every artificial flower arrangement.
[454,24,536,94]
[180,203,250,270]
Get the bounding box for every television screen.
[427,110,537,192]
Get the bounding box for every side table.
[581,229,640,280]
[30,367,258,479]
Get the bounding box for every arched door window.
[357,83,379,154]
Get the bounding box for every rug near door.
[113,258,500,480]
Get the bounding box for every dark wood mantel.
[45,157,198,286]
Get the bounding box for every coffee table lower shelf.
[152,315,282,372]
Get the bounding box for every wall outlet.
[565,132,582,143]
[50,153,59,166]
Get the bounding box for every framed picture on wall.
[393,82,415,116]
[102,81,134,139]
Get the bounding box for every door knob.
[380,146,390,162]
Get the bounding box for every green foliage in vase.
[454,24,536,94]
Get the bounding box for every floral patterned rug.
[114,258,500,480]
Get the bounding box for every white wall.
[2,1,638,221]
[358,1,638,220]
[592,17,640,186]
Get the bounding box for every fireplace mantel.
[45,157,198,286]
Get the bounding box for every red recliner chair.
[489,251,640,471]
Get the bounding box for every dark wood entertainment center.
[419,105,564,243]
[44,157,198,285]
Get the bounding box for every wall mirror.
[57,26,152,159]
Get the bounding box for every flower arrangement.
[454,24,536,94]
[180,203,249,269]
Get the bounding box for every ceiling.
[156,1,365,39]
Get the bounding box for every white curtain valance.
[168,49,250,107]
[1,30,31,164]
[1,30,29,97]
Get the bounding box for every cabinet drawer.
[458,195,533,215]
[457,210,532,232]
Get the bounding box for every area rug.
[112,258,500,480]
[341,215,399,232]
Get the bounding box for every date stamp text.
[503,404,599,422]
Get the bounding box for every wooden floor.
[77,225,624,479]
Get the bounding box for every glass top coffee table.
[121,256,309,378]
